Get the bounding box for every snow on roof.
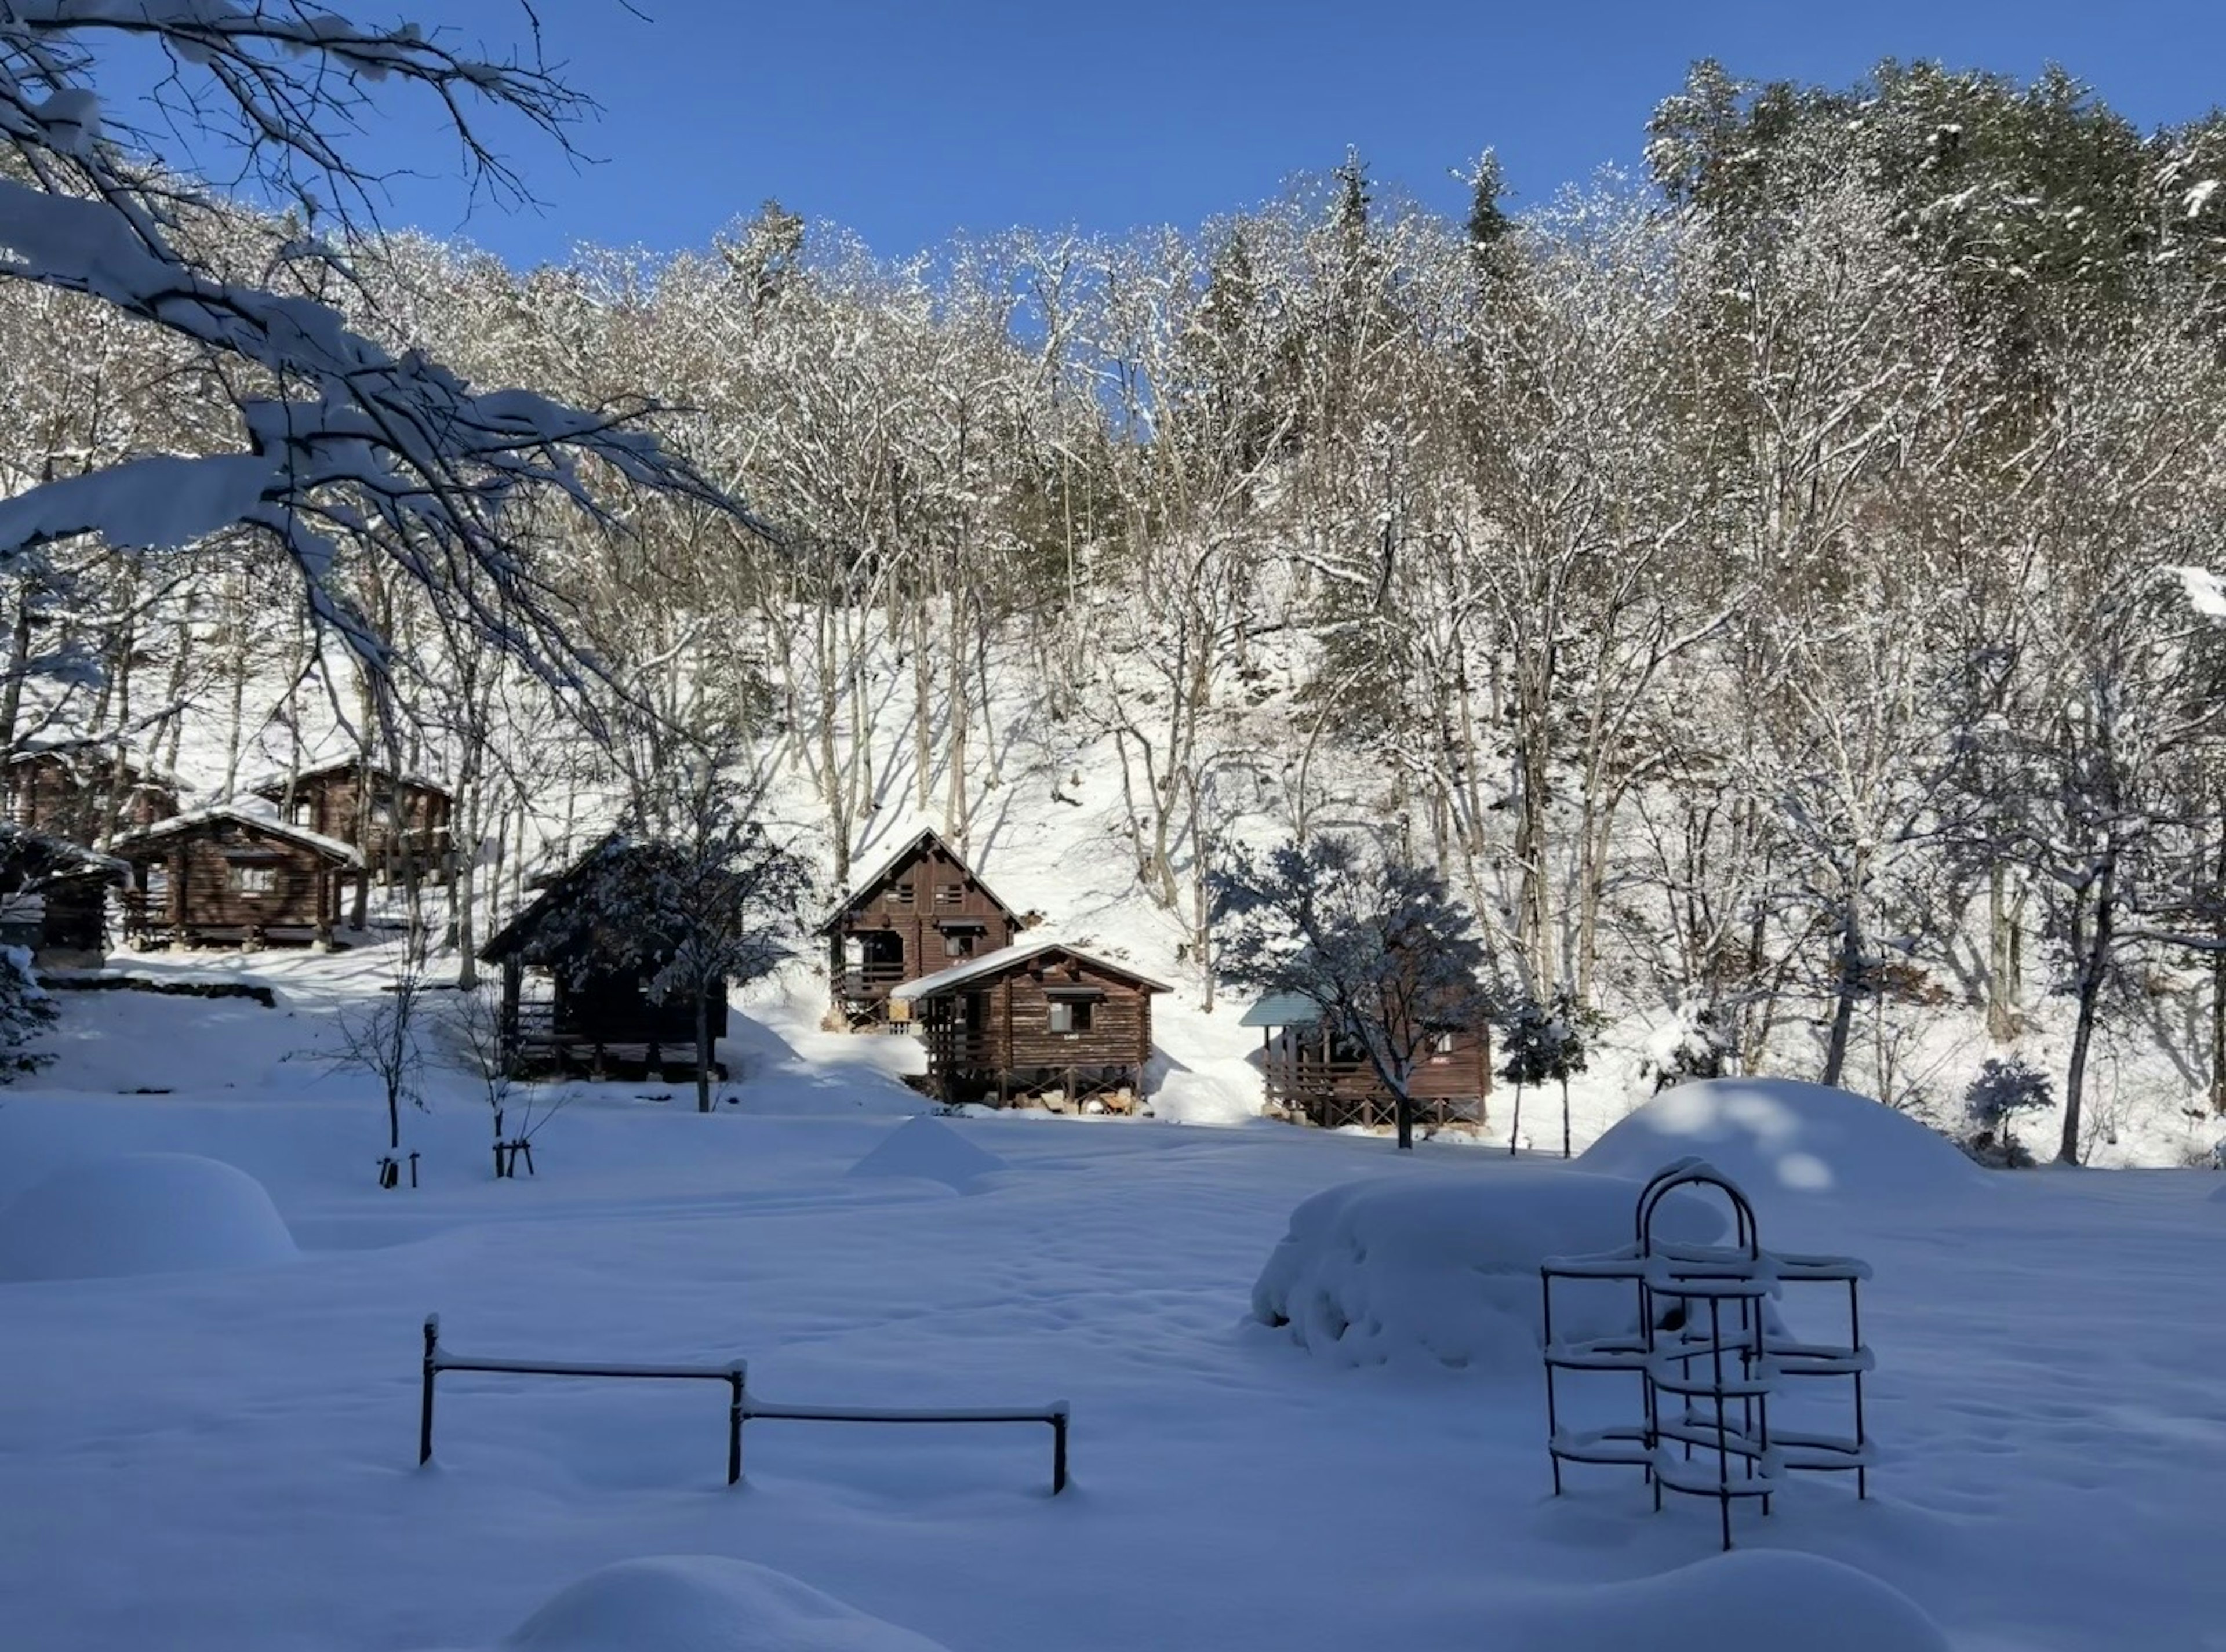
[112,800,364,867]
[246,755,449,795]
[1239,992,1326,1028]
[0,823,130,878]
[819,826,1022,932]
[7,741,181,789]
[891,938,1171,1000]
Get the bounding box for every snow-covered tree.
[1497,984,1588,1158]
[1211,832,1492,1150]
[0,1,745,689]
[1963,1056,2053,1166]
[0,941,54,1080]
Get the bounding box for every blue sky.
[186,0,2226,264]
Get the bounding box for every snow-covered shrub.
[1638,1001,1734,1095]
[0,944,57,1082]
[1497,987,1589,1157]
[1963,1056,2053,1167]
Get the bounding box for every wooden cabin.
[479,839,729,1080]
[253,758,454,884]
[4,745,180,845]
[820,828,1024,1025]
[892,940,1167,1110]
[1242,992,1492,1132]
[0,824,129,966]
[113,805,362,948]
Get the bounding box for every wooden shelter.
[4,744,180,845]
[0,824,129,966]
[479,839,729,1081]
[820,828,1023,1025]
[1242,992,1492,1132]
[113,805,361,948]
[253,758,454,885]
[891,940,1167,1110]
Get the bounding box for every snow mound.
[0,1152,296,1282]
[503,1556,951,1652]
[846,1115,1008,1192]
[1491,1549,1949,1651]
[1583,1079,1979,1206]
[1250,1167,1723,1373]
[1148,1061,1263,1126]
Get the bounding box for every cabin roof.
[1238,992,1327,1028]
[112,802,364,867]
[6,741,181,789]
[891,938,1171,1001]
[479,834,634,964]
[0,823,131,882]
[817,827,1020,934]
[248,756,450,797]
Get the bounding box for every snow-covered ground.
[3,945,2223,1651]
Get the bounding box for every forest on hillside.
[10,45,2226,1148]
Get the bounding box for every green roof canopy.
[1239,992,1326,1028]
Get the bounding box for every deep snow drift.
[1582,1079,1983,1207]
[1249,1167,1723,1372]
[846,1115,1009,1192]
[1487,1549,1951,1652]
[0,1152,296,1281]
[493,1556,951,1652]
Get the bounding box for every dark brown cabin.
[1242,992,1492,1132]
[253,759,454,885]
[893,940,1167,1111]
[479,839,729,1081]
[113,805,362,948]
[820,828,1023,1025]
[0,824,129,966]
[4,745,180,845]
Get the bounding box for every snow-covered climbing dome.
[0,1152,296,1282]
[1250,1167,1723,1373]
[846,1114,1009,1193]
[502,1556,952,1652]
[1485,1549,1950,1651]
[1583,1078,1981,1206]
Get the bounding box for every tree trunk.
[1508,1082,1522,1157]
[1986,861,2020,1042]
[1820,876,1865,1090]
[1561,1078,1571,1159]
[2058,849,2116,1165]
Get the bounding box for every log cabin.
[112,804,362,948]
[820,828,1024,1025]
[1241,992,1492,1132]
[252,758,454,885]
[0,824,129,966]
[4,744,180,846]
[890,939,1168,1111]
[478,838,729,1081]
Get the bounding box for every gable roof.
[891,938,1171,1001]
[249,756,450,798]
[7,741,181,791]
[0,823,130,885]
[479,834,632,965]
[111,802,363,867]
[818,827,1020,934]
[1238,992,1327,1028]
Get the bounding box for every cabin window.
[231,864,277,896]
[370,800,397,827]
[934,882,964,907]
[1047,999,1093,1034]
[885,882,915,909]
[143,866,169,900]
[289,799,314,826]
[1433,1031,1456,1054]
[943,930,977,959]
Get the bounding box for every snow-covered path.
[2,980,2221,1650]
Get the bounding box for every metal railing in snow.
[416,1315,1070,1493]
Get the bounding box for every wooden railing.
[840,961,910,996]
